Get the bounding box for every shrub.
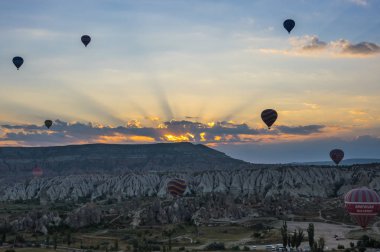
[206,242,225,250]
[338,245,345,249]
[231,245,240,250]
[253,232,261,238]
[5,249,15,252]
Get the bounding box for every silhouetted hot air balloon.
[44,120,53,129]
[167,178,187,197]
[12,56,24,70]
[283,19,295,34]
[261,109,278,129]
[81,35,91,47]
[32,166,43,177]
[330,149,344,165]
[344,187,380,228]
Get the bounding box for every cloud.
[261,35,380,57]
[0,119,326,146]
[276,125,325,135]
[347,0,368,6]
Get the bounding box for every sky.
[1,0,380,163]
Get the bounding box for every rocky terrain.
[0,143,379,235]
[0,163,379,202]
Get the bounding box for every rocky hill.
[0,143,248,182]
[0,143,379,202]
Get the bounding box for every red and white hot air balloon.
[167,178,187,197]
[32,166,43,177]
[344,187,380,228]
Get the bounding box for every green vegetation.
[307,223,315,249]
[205,242,225,250]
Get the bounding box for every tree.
[46,235,50,248]
[114,240,119,251]
[66,232,71,246]
[307,223,315,249]
[290,230,297,248]
[296,228,304,249]
[318,237,325,252]
[281,221,288,248]
[162,228,175,251]
[53,233,58,250]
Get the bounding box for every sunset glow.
[0,0,380,162]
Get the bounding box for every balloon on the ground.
[283,19,295,33]
[261,109,278,129]
[44,120,53,129]
[330,149,344,165]
[12,56,24,70]
[81,35,91,47]
[167,178,187,197]
[344,187,380,228]
[32,166,43,177]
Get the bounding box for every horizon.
[1,141,380,164]
[1,0,380,163]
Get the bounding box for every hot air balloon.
[167,178,187,197]
[32,166,43,177]
[330,149,344,165]
[283,19,295,34]
[81,35,91,47]
[44,120,53,129]
[344,187,380,228]
[261,109,278,129]
[12,56,24,70]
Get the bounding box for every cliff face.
[0,165,379,202]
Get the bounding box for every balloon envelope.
[330,149,344,165]
[12,56,24,70]
[261,109,278,129]
[344,187,380,228]
[44,120,53,129]
[81,35,91,47]
[167,178,187,197]
[32,166,43,177]
[283,19,295,33]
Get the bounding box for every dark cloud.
[0,119,326,146]
[276,125,325,135]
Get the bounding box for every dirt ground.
[272,221,360,249]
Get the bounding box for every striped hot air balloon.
[261,109,278,129]
[344,187,380,228]
[167,178,187,197]
[32,166,43,177]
